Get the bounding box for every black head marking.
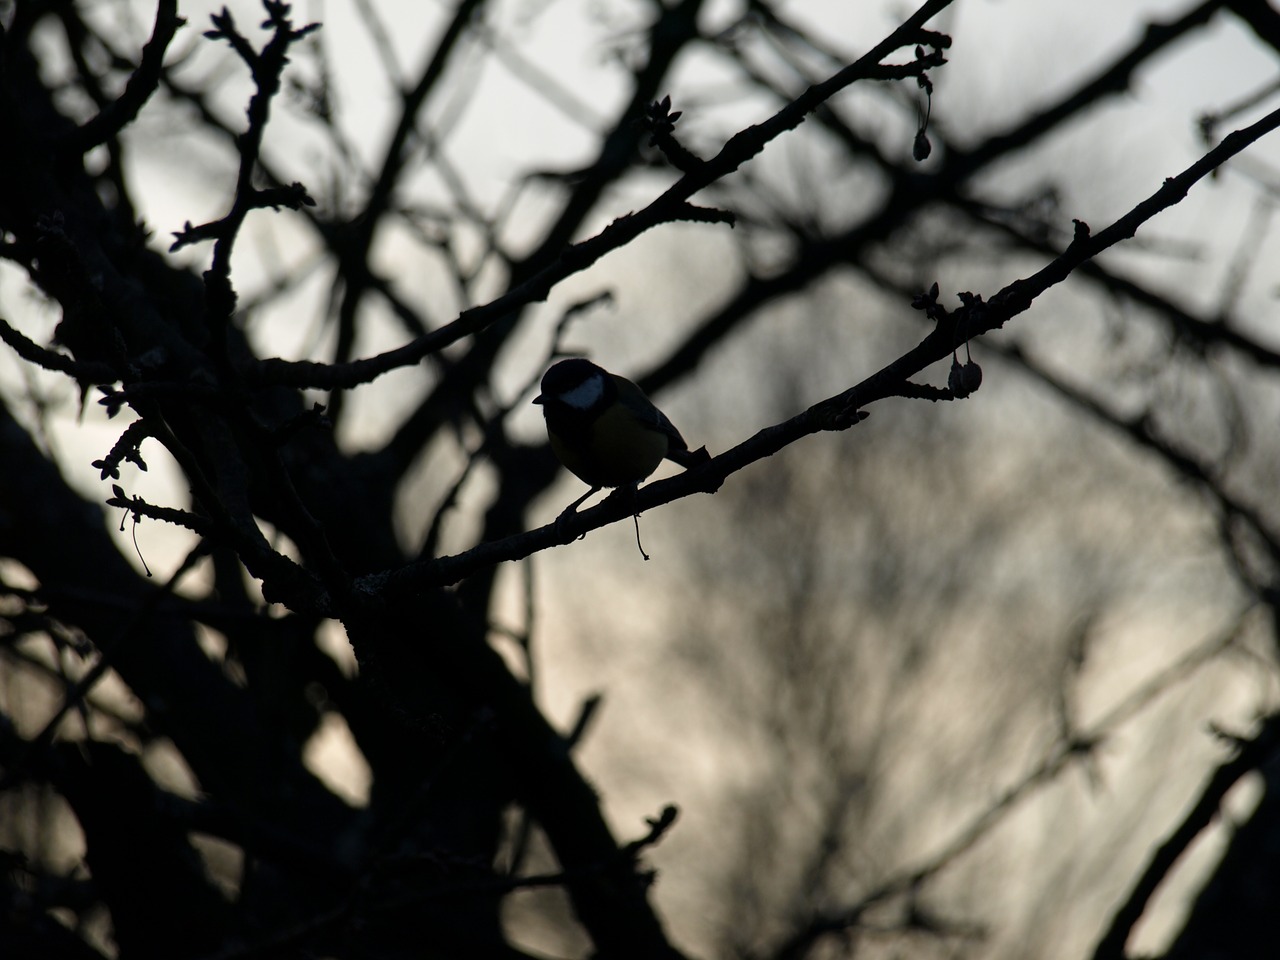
[534,359,614,413]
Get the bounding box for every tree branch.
[58,0,185,154]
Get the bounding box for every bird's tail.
[667,445,711,470]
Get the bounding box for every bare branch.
[1092,712,1280,960]
[59,0,186,154]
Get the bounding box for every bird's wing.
[611,375,689,452]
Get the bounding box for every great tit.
[533,358,709,512]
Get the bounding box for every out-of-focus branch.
[766,612,1253,960]
[1227,0,1280,53]
[648,0,1228,399]
[1000,341,1280,578]
[248,0,954,392]
[823,103,1280,415]
[954,198,1280,370]
[1091,711,1280,960]
[944,0,1225,181]
[58,0,185,154]
[375,104,1280,593]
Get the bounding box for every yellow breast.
[551,402,669,488]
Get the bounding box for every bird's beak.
[532,395,544,405]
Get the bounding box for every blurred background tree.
[3,1,1280,958]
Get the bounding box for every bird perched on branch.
[534,358,710,518]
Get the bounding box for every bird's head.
[533,358,611,414]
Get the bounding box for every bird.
[533,357,710,517]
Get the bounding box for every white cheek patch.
[560,375,605,410]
